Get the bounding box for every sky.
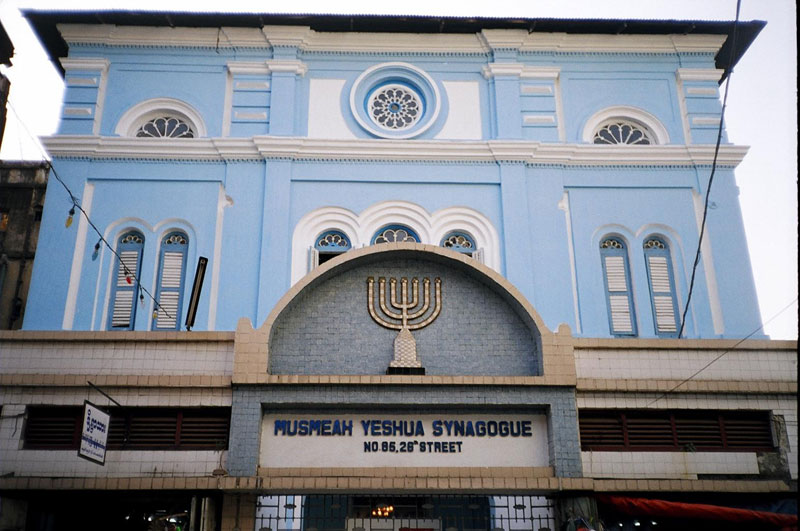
[0,0,796,339]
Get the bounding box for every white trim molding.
[114,98,208,138]
[581,105,671,145]
[55,23,728,56]
[676,68,725,83]
[42,136,750,167]
[290,201,501,284]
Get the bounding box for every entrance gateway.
[229,247,578,531]
[255,495,556,531]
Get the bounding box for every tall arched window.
[152,231,189,330]
[372,224,420,244]
[310,229,352,269]
[644,237,680,336]
[108,231,144,330]
[600,237,636,336]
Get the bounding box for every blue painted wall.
[24,32,765,339]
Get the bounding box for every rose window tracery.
[368,85,422,131]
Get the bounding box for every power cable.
[4,100,175,322]
[647,296,798,406]
[678,0,741,337]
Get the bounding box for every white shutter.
[111,290,134,328]
[604,255,633,334]
[116,250,139,286]
[159,251,184,288]
[156,291,180,329]
[473,248,485,264]
[110,250,140,328]
[647,255,677,333]
[308,246,319,272]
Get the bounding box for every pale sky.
[0,0,796,339]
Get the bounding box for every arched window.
[440,231,484,262]
[152,231,189,330]
[600,237,636,336]
[115,98,207,138]
[644,237,680,336]
[593,120,652,145]
[311,230,352,268]
[108,231,144,330]
[372,224,420,244]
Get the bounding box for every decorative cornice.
[482,63,561,80]
[41,136,750,167]
[227,60,308,76]
[677,68,725,82]
[265,59,308,76]
[59,57,110,73]
[55,23,729,56]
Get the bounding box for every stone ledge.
[572,337,797,350]
[0,475,791,494]
[232,374,577,386]
[576,378,797,394]
[0,330,235,342]
[0,373,233,387]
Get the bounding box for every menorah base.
[386,366,426,375]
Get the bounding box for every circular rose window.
[350,62,441,139]
[368,84,422,131]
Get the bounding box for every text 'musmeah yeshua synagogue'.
[0,10,796,531]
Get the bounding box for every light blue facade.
[24,16,764,340]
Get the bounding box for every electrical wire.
[678,0,741,338]
[647,296,798,406]
[4,100,175,321]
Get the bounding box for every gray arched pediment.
[246,244,552,376]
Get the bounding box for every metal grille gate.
[255,495,555,531]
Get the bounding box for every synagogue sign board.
[260,413,548,468]
[78,401,110,465]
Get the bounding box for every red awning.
[596,494,798,529]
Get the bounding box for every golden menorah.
[367,276,442,374]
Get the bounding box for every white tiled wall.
[0,340,233,375]
[0,388,232,478]
[578,392,798,480]
[574,348,796,381]
[581,451,759,479]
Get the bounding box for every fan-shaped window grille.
[136,116,195,138]
[152,232,189,331]
[441,231,476,254]
[108,231,144,330]
[372,225,420,244]
[593,120,652,145]
[644,237,680,336]
[313,230,352,266]
[600,237,636,336]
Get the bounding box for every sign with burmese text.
[78,401,110,465]
[260,413,548,468]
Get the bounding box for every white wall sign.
[260,413,548,468]
[78,401,110,465]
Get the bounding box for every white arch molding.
[291,201,501,283]
[114,97,208,137]
[581,105,670,145]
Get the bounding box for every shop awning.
[596,494,798,530]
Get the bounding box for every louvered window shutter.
[600,239,636,336]
[153,232,188,330]
[644,239,680,336]
[308,246,319,272]
[109,232,144,330]
[473,248,485,264]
